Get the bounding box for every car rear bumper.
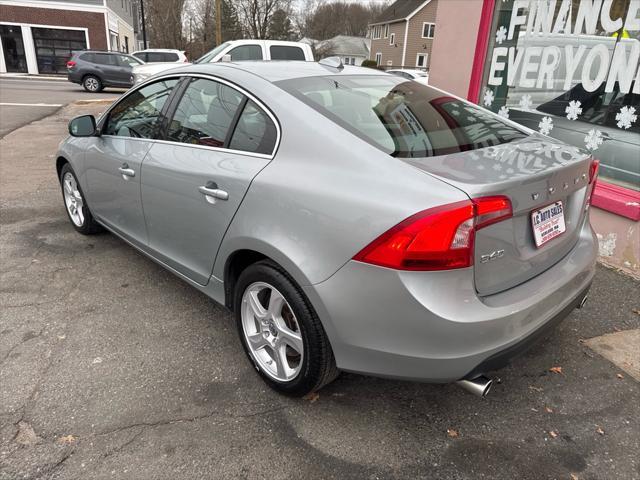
[304,217,597,382]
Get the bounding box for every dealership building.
[0,0,138,75]
[428,0,640,275]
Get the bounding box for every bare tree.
[235,0,293,39]
[299,0,389,40]
[146,0,186,49]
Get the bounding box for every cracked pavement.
[1,103,639,480]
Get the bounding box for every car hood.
[133,62,191,75]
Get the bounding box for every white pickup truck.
[132,40,315,84]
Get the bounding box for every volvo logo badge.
[532,192,540,200]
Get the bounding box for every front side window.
[277,75,526,158]
[132,52,146,62]
[270,46,305,60]
[103,79,178,138]
[229,45,263,61]
[229,100,278,155]
[166,78,244,147]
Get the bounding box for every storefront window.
[480,0,640,190]
[0,25,27,73]
[32,28,86,75]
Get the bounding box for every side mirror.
[68,115,96,137]
[220,54,232,62]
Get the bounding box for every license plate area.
[531,201,566,248]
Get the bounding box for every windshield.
[194,42,230,64]
[276,75,527,158]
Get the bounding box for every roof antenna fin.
[318,56,344,70]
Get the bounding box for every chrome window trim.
[98,72,282,160]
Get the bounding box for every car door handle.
[118,165,135,178]
[199,183,229,202]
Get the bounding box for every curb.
[0,74,66,81]
[73,99,115,105]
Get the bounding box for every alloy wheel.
[84,77,99,92]
[62,172,85,227]
[241,282,304,382]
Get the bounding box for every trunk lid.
[403,135,593,296]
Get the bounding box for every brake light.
[475,195,513,229]
[589,158,599,184]
[66,60,76,68]
[353,196,512,271]
[587,158,600,205]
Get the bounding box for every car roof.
[170,61,388,82]
[134,49,182,53]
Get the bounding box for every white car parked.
[132,40,314,84]
[387,69,429,85]
[132,49,188,63]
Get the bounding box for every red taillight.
[67,60,76,69]
[475,195,513,229]
[587,158,600,205]
[589,158,599,184]
[353,196,512,271]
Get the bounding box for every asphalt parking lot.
[0,77,121,139]
[1,103,639,480]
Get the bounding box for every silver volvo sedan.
[57,61,598,397]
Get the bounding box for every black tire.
[82,75,103,92]
[59,163,103,235]
[234,260,339,396]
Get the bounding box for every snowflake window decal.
[483,88,494,107]
[496,26,508,45]
[584,129,604,151]
[538,116,554,135]
[518,94,532,111]
[615,106,637,130]
[565,100,582,121]
[498,106,510,119]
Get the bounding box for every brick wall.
[405,0,438,69]
[0,5,107,50]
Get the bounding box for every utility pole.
[215,0,222,46]
[140,0,148,49]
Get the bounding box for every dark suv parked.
[67,50,143,92]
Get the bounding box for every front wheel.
[234,261,339,396]
[60,164,102,235]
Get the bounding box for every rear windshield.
[276,75,527,158]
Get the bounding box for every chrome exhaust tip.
[578,294,589,309]
[456,376,493,398]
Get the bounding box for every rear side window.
[269,46,305,61]
[104,79,178,138]
[93,53,117,65]
[166,78,244,147]
[229,100,278,155]
[228,45,263,61]
[276,75,527,158]
[80,53,95,62]
[145,52,179,62]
